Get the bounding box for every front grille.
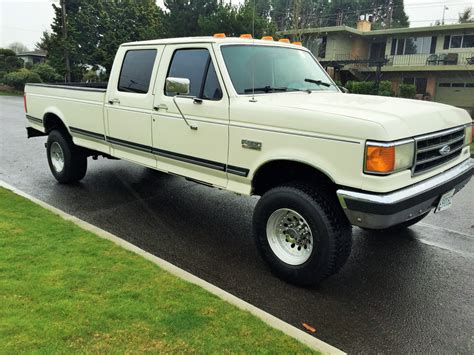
[413,127,465,175]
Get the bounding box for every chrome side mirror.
[166,77,190,95]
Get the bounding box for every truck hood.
[252,92,471,140]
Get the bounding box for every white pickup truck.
[25,36,473,286]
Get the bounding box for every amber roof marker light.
[292,41,302,46]
[279,38,290,43]
[213,33,226,38]
[261,36,274,41]
[240,34,252,39]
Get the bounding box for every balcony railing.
[387,52,474,66]
[318,52,474,67]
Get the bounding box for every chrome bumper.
[337,158,473,229]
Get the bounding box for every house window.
[462,35,474,48]
[445,34,474,49]
[450,35,462,48]
[438,83,451,87]
[391,37,433,55]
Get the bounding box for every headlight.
[465,123,472,147]
[365,140,415,175]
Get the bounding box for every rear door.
[152,43,229,187]
[106,45,163,167]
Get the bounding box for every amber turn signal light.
[365,146,395,173]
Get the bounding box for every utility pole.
[442,6,449,25]
[60,0,71,82]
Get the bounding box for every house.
[280,22,474,114]
[17,51,46,66]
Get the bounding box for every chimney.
[356,20,372,32]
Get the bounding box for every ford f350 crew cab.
[24,36,473,286]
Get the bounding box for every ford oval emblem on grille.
[439,145,451,156]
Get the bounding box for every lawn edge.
[0,180,345,355]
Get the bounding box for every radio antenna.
[250,0,257,102]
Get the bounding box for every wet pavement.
[1,95,473,353]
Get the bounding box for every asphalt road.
[1,95,473,353]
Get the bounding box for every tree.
[164,0,219,37]
[198,1,276,38]
[8,42,29,54]
[459,7,473,23]
[39,0,166,81]
[0,48,23,76]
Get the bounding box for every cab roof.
[121,36,304,49]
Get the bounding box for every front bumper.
[337,158,473,229]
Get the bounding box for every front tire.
[46,129,87,184]
[253,182,352,286]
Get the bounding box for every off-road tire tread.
[47,129,87,184]
[253,181,352,286]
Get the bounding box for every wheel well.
[252,160,335,196]
[43,113,67,134]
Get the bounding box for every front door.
[152,44,229,187]
[106,45,163,167]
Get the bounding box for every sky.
[1,0,473,50]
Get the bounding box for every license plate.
[435,189,455,213]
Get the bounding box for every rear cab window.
[118,49,157,94]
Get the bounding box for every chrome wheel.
[266,208,314,265]
[50,141,65,173]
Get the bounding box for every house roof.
[17,51,46,57]
[278,22,474,37]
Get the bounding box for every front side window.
[166,48,222,100]
[221,45,338,95]
[118,49,157,93]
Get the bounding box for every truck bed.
[25,82,109,155]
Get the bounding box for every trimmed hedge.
[399,84,416,99]
[3,69,42,90]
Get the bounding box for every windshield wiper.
[304,78,332,87]
[244,86,301,93]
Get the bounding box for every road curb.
[0,180,345,355]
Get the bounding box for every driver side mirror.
[165,77,190,95]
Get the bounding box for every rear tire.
[253,182,352,286]
[46,129,87,184]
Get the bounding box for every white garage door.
[435,79,474,113]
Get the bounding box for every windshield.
[221,45,338,95]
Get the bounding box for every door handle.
[108,98,120,105]
[153,104,168,111]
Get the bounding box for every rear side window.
[166,48,222,100]
[118,49,157,94]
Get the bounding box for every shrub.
[32,63,62,83]
[377,81,393,96]
[3,69,42,90]
[399,84,416,99]
[346,81,377,95]
[82,69,99,82]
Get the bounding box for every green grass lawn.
[0,90,23,96]
[0,187,315,353]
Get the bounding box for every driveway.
[1,95,473,353]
